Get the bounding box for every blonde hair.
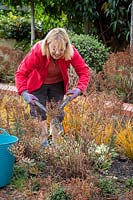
[41,28,74,60]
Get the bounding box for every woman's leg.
[30,85,49,146]
[29,82,64,145]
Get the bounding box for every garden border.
[0,83,133,117]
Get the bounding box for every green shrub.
[98,177,115,196]
[0,12,31,41]
[69,32,110,72]
[125,178,133,192]
[49,187,71,200]
[14,39,32,53]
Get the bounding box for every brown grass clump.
[85,49,133,103]
[102,49,133,103]
[0,46,24,83]
[62,177,101,200]
[103,50,130,75]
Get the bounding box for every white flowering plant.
[88,141,118,170]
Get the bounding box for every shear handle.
[34,100,47,112]
[60,95,71,110]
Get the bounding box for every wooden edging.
[122,103,133,117]
[0,83,17,96]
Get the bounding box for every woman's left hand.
[66,88,81,100]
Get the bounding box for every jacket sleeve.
[70,47,91,93]
[15,42,41,95]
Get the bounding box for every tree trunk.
[30,0,35,46]
[84,17,91,34]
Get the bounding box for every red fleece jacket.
[15,41,91,95]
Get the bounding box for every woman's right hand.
[21,90,38,105]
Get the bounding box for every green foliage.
[88,142,118,170]
[101,0,131,51]
[14,39,32,53]
[69,32,109,72]
[11,165,28,189]
[125,178,133,192]
[1,0,131,51]
[42,0,98,34]
[98,177,115,196]
[39,0,131,50]
[0,11,31,41]
[13,165,28,180]
[0,5,67,42]
[49,187,71,200]
[32,182,41,191]
[104,0,130,38]
[35,3,67,34]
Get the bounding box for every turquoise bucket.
[0,128,18,188]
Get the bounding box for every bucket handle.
[0,128,10,136]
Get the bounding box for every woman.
[15,28,90,146]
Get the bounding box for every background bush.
[69,32,110,72]
[103,50,133,103]
[0,12,31,41]
[0,46,24,83]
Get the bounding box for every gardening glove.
[21,90,38,105]
[66,88,81,100]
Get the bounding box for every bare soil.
[107,155,133,179]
